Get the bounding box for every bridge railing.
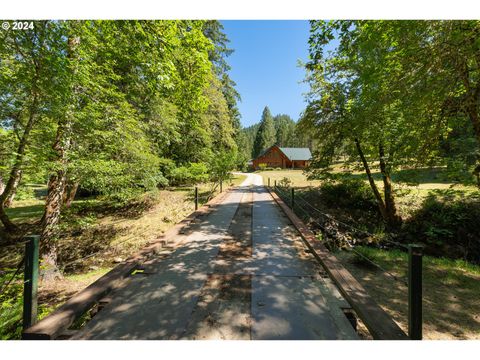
[269,180,420,340]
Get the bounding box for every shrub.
[401,190,480,263]
[0,271,51,339]
[319,178,377,211]
[278,177,292,188]
[258,163,268,171]
[168,162,209,186]
[208,150,236,184]
[13,186,35,201]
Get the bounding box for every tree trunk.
[63,180,79,208]
[0,91,39,231]
[3,170,22,208]
[40,34,80,280]
[378,143,402,229]
[0,176,5,195]
[41,172,67,281]
[354,138,389,222]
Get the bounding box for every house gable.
[252,145,311,169]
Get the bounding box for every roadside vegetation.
[0,20,248,339]
[337,247,480,340]
[269,167,480,339]
[0,174,246,339]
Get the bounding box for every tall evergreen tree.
[253,106,276,157]
[274,114,296,146]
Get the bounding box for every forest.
[0,20,242,277]
[237,106,311,163]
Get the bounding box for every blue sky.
[221,20,311,128]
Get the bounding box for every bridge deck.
[73,174,357,340]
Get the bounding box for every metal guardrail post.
[23,235,40,330]
[408,244,423,340]
[291,188,295,209]
[194,187,198,210]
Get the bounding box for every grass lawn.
[257,169,322,187]
[259,167,478,219]
[335,247,480,339]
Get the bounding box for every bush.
[278,177,292,188]
[13,186,35,201]
[0,271,51,339]
[319,178,378,211]
[258,163,268,171]
[208,150,236,184]
[168,162,209,186]
[401,190,480,263]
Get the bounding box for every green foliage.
[0,275,23,340]
[0,271,52,339]
[12,186,35,201]
[258,163,268,171]
[253,106,276,158]
[169,163,209,186]
[319,178,378,211]
[278,177,292,188]
[303,20,480,188]
[0,20,242,229]
[208,149,237,184]
[402,190,480,263]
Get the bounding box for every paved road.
[74,173,357,340]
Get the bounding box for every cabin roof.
[256,145,312,161]
[278,147,312,161]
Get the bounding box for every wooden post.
[408,244,423,340]
[220,180,223,193]
[274,180,277,187]
[23,235,40,330]
[268,177,270,187]
[194,187,198,211]
[291,188,295,209]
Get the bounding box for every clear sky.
[221,20,311,128]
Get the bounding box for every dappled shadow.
[70,184,357,340]
[4,204,44,222]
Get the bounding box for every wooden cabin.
[252,145,312,170]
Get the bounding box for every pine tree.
[253,106,276,157]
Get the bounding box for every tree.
[253,106,276,157]
[0,20,242,278]
[0,21,57,232]
[274,114,296,146]
[301,20,449,229]
[202,21,242,138]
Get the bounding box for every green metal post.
[291,188,295,209]
[408,244,423,340]
[195,187,198,210]
[23,235,40,330]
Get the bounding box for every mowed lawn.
[257,169,321,187]
[258,166,478,218]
